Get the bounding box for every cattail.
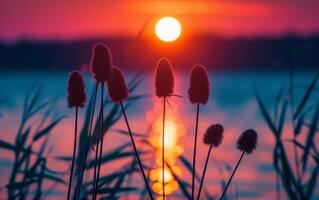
[197,124,224,200]
[67,71,86,108]
[190,64,210,199]
[155,57,174,97]
[188,64,210,104]
[90,43,113,82]
[219,129,258,200]
[115,84,155,200]
[75,43,113,199]
[107,67,129,103]
[203,124,224,147]
[154,57,174,199]
[89,42,112,199]
[66,71,86,200]
[106,66,154,199]
[237,129,258,154]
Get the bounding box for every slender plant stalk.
[276,173,280,200]
[67,106,78,200]
[197,144,212,200]
[162,97,166,199]
[35,159,45,199]
[95,83,105,199]
[289,70,299,176]
[75,82,99,200]
[92,137,100,200]
[20,148,31,198]
[192,103,200,200]
[219,151,245,200]
[120,101,154,200]
[8,122,25,199]
[289,70,304,199]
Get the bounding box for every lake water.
[0,70,318,199]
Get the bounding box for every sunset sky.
[1,0,319,41]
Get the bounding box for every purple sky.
[1,0,319,41]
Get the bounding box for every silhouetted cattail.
[107,67,129,103]
[114,67,155,199]
[155,57,174,97]
[188,64,210,104]
[67,71,86,108]
[154,57,174,199]
[237,129,258,154]
[66,71,86,200]
[197,124,224,200]
[190,64,210,199]
[220,129,258,200]
[90,43,113,82]
[203,124,224,147]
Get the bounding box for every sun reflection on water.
[148,113,185,198]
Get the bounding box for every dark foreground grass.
[255,72,319,199]
[0,84,66,200]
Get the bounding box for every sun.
[155,17,182,42]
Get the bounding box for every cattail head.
[188,64,210,104]
[107,67,129,103]
[90,43,113,82]
[237,129,258,154]
[155,57,174,98]
[203,124,224,147]
[67,71,86,108]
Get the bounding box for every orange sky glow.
[1,0,319,41]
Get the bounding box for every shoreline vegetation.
[0,42,318,200]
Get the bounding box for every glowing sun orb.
[155,17,181,42]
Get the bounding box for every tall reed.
[66,71,86,200]
[155,57,174,199]
[107,66,154,199]
[94,82,106,200]
[188,64,210,200]
[197,124,224,200]
[75,82,98,200]
[219,129,258,200]
[75,43,113,200]
[92,43,113,200]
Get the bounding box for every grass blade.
[287,139,319,165]
[302,102,319,171]
[277,96,288,136]
[32,116,65,142]
[166,162,191,200]
[293,73,319,120]
[305,166,319,198]
[0,139,33,153]
[255,87,278,137]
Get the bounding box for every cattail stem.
[219,151,245,200]
[197,144,212,200]
[92,138,100,200]
[95,83,105,199]
[192,103,200,200]
[120,101,154,200]
[67,106,78,200]
[75,82,99,200]
[162,97,166,199]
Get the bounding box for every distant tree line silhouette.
[0,35,318,71]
